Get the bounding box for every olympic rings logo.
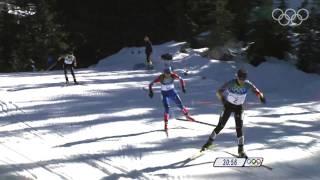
[272,8,309,26]
[245,157,263,167]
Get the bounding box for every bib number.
[161,84,174,91]
[226,92,246,105]
[64,56,74,64]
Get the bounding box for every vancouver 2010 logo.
[272,8,309,26]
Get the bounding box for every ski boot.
[164,113,169,131]
[200,138,213,152]
[164,121,168,131]
[146,61,153,70]
[185,115,195,122]
[238,145,248,158]
[182,108,194,122]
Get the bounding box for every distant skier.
[149,66,194,130]
[58,51,78,84]
[201,69,266,157]
[144,36,153,68]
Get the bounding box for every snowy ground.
[0,42,319,180]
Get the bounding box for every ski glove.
[149,90,154,98]
[182,87,186,93]
[260,95,266,104]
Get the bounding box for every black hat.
[237,69,247,80]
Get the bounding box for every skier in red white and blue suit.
[149,66,193,130]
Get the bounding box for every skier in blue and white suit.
[201,69,266,157]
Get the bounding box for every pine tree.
[296,2,320,73]
[0,3,20,72]
[246,0,292,66]
[227,0,255,41]
[0,0,69,72]
[185,0,216,32]
[209,0,234,47]
[27,0,69,70]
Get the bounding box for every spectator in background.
[144,36,153,67]
[47,54,54,68]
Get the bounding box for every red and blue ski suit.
[149,72,189,123]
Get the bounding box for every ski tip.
[199,148,207,153]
